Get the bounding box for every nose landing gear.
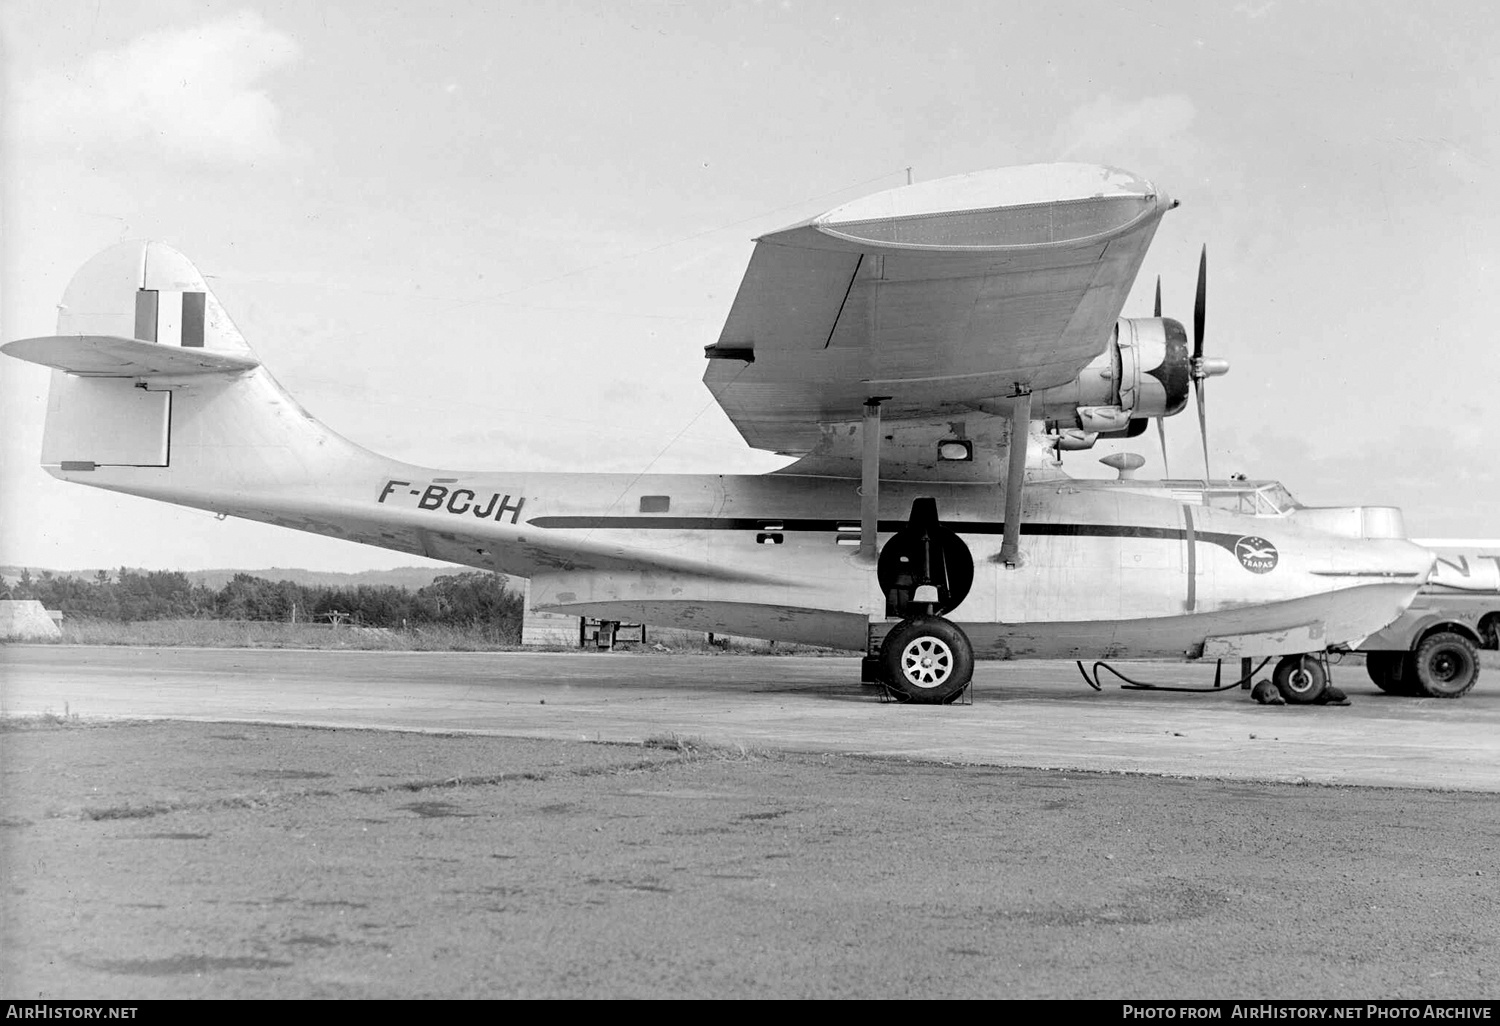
[1272,653,1329,704]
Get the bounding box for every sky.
[2,0,1497,573]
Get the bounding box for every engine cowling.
[1035,316,1192,432]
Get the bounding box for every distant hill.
[0,565,507,591]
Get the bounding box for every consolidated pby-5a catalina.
[3,164,1437,703]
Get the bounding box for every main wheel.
[1273,654,1327,704]
[880,616,974,704]
[1365,651,1418,695]
[1411,632,1479,699]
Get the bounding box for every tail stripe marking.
[181,292,206,348]
[135,290,158,341]
[132,289,207,348]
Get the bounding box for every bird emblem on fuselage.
[1234,536,1279,574]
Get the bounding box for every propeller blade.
[1193,245,1207,360]
[1156,416,1170,477]
[1196,380,1211,482]
[1153,276,1162,318]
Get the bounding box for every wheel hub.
[900,637,953,688]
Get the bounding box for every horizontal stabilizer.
[1,335,260,377]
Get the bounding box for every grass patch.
[41,619,520,651]
[0,708,84,730]
[9,618,842,654]
[82,801,183,821]
[642,732,771,761]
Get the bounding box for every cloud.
[1051,94,1198,165]
[14,10,299,166]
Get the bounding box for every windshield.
[1202,481,1300,516]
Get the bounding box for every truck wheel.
[881,616,974,704]
[1273,654,1327,704]
[1412,632,1479,699]
[1366,652,1418,695]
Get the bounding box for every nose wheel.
[1272,653,1328,704]
[878,616,974,704]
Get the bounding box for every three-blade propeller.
[1156,247,1230,481]
[1190,246,1232,481]
[1153,275,1170,477]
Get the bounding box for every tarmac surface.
[3,646,1499,999]
[4,646,1500,789]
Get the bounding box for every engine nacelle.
[1034,317,1191,429]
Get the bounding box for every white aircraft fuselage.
[31,357,1430,659]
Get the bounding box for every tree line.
[3,568,524,637]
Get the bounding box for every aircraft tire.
[1365,652,1418,695]
[1273,654,1327,704]
[1411,632,1479,699]
[881,616,973,705]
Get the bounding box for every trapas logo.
[1234,536,1279,574]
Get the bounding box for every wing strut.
[859,397,886,561]
[998,388,1032,568]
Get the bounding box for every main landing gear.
[852,386,1018,706]
[861,499,978,703]
[876,615,975,704]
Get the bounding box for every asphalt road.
[3,646,1499,999]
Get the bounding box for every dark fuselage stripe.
[527,515,1249,554]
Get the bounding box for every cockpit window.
[1205,490,1262,515]
[1262,483,1300,512]
[1128,479,1301,517]
[1202,482,1298,516]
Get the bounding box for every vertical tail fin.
[2,241,382,491]
[61,240,254,355]
[4,240,259,376]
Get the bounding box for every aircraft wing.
[704,164,1175,454]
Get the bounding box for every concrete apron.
[3,646,1498,792]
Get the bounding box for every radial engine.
[1034,316,1196,450]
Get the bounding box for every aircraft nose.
[1333,538,1436,582]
